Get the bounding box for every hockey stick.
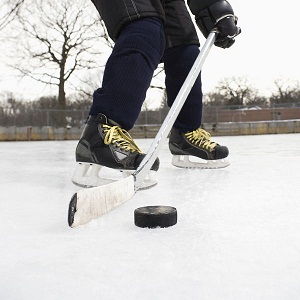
[68,31,217,228]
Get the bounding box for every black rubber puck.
[134,206,177,228]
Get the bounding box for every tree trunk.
[57,81,66,127]
[57,56,66,126]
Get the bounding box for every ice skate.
[72,113,159,190]
[169,127,229,169]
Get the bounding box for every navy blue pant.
[90,17,203,132]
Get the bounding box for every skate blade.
[71,162,157,190]
[171,155,230,169]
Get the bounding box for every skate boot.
[72,113,159,189]
[169,127,230,169]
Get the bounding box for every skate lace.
[102,125,142,153]
[185,129,217,152]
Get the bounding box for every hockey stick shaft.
[133,31,217,190]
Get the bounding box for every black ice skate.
[72,113,159,189]
[169,127,229,169]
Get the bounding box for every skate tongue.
[104,115,121,127]
[92,113,122,127]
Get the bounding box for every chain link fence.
[0,108,170,127]
[1,103,300,127]
[0,109,89,127]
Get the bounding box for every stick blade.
[68,175,135,228]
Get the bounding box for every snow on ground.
[1,134,300,300]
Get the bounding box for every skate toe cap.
[136,155,160,171]
[214,145,229,159]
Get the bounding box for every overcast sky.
[0,0,299,101]
[201,0,300,96]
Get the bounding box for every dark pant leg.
[163,45,203,132]
[163,0,203,132]
[89,18,165,130]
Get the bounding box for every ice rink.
[1,133,300,300]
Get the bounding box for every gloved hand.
[196,0,241,48]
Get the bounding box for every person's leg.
[73,17,165,188]
[163,0,229,168]
[162,0,202,132]
[163,44,202,132]
[89,17,165,131]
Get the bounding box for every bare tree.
[270,79,300,105]
[210,76,265,107]
[203,91,226,106]
[8,0,107,125]
[0,0,24,31]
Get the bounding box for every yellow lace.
[185,128,217,152]
[102,125,142,153]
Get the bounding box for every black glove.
[196,0,241,48]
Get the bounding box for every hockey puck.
[134,206,177,228]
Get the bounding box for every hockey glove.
[196,0,241,48]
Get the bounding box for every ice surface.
[1,134,300,300]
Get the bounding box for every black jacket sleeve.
[187,0,220,16]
